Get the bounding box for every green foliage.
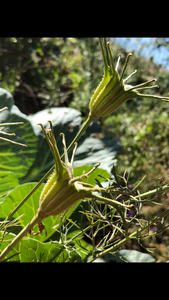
[0,231,83,262]
[2,38,169,262]
[0,171,19,198]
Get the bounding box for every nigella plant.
[89,38,169,120]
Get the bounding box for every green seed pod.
[37,120,133,221]
[37,121,97,220]
[38,168,89,218]
[89,38,169,120]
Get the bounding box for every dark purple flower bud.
[128,210,135,217]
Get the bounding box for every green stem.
[0,122,25,126]
[63,115,93,157]
[0,137,27,147]
[0,212,40,262]
[90,192,133,209]
[6,115,93,222]
[65,219,101,246]
[0,107,8,113]
[133,184,169,200]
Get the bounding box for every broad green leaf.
[0,171,19,199]
[19,237,82,262]
[0,183,43,220]
[0,183,61,242]
[0,88,38,179]
[0,231,63,262]
[0,232,20,262]
[0,232,82,262]
[18,238,65,262]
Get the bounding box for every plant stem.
[0,213,40,262]
[133,184,169,200]
[90,193,133,209]
[63,115,93,157]
[6,115,93,221]
[0,137,27,147]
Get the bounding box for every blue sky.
[112,38,169,70]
